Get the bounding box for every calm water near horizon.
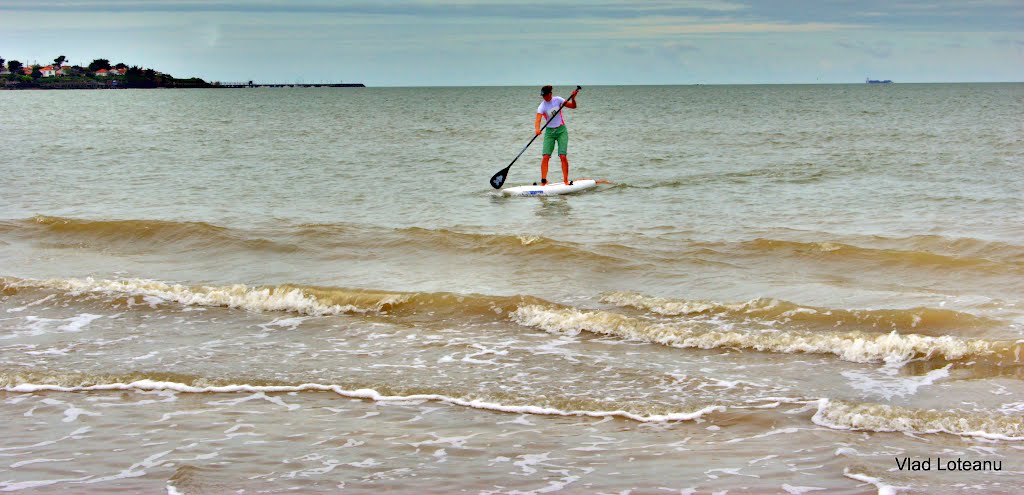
[1,84,1023,493]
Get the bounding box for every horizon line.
[279,81,1024,88]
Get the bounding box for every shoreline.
[1,83,366,90]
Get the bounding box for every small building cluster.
[94,68,128,77]
[1,57,209,89]
[0,65,128,77]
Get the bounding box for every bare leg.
[541,155,550,185]
[560,154,570,185]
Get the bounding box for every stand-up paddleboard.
[501,179,598,197]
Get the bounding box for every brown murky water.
[1,84,1023,493]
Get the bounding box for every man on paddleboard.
[535,85,578,186]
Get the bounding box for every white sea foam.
[513,453,551,475]
[842,469,909,495]
[410,433,479,448]
[517,235,542,245]
[601,291,722,315]
[4,313,104,340]
[510,305,1011,365]
[2,380,724,423]
[260,317,311,330]
[723,427,801,444]
[813,399,1024,441]
[5,294,56,313]
[841,363,951,400]
[130,351,159,362]
[207,392,301,411]
[0,475,94,492]
[599,291,995,332]
[346,458,381,468]
[9,277,406,316]
[85,449,173,484]
[9,457,74,468]
[704,466,759,479]
[782,484,827,494]
[0,426,91,452]
[42,398,93,422]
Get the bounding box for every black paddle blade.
[490,166,511,189]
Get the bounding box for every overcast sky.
[1,1,1022,86]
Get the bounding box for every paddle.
[490,85,581,189]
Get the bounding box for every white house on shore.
[12,65,71,77]
[94,68,126,77]
[6,63,131,78]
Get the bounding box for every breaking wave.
[511,305,1022,365]
[0,369,722,423]
[4,276,1020,367]
[0,276,545,319]
[813,399,1024,441]
[600,292,1000,333]
[3,368,1021,439]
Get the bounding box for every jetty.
[216,82,365,88]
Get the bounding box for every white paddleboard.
[501,179,598,197]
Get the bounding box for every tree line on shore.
[1,54,212,89]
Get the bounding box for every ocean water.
[1,84,1023,493]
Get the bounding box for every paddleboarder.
[535,85,578,186]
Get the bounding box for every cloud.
[856,12,890,18]
[2,0,1021,85]
[661,41,701,53]
[618,40,701,58]
[0,0,748,18]
[992,37,1024,47]
[200,24,222,48]
[624,21,858,36]
[835,40,894,58]
[3,0,1018,33]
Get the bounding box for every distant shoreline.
[5,81,1021,91]
[1,82,366,90]
[2,57,364,90]
[0,80,368,90]
[214,83,366,88]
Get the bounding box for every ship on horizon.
[866,77,893,84]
